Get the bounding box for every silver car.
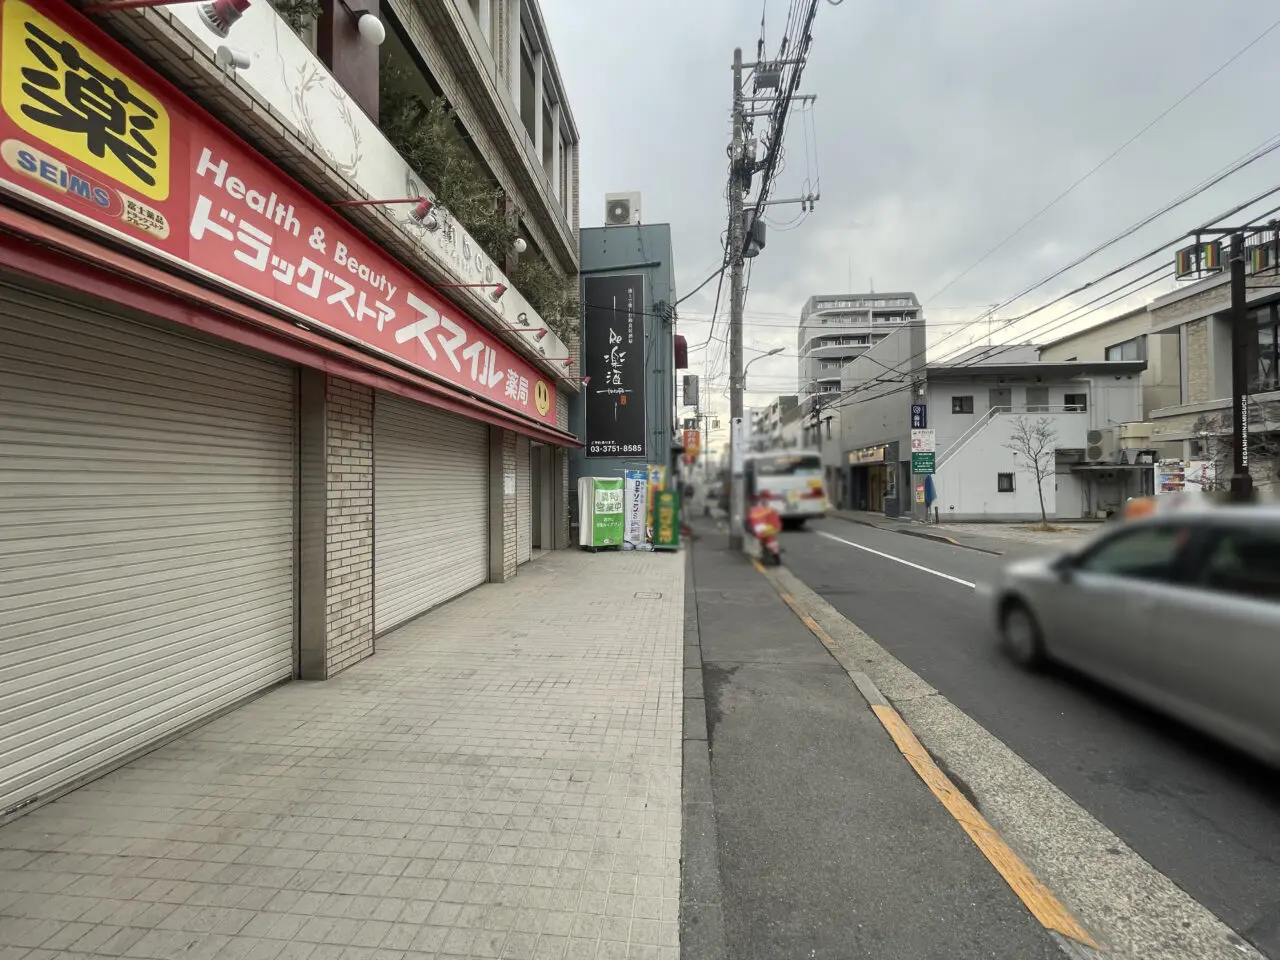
[987,506,1280,766]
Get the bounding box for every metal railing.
[935,405,1087,469]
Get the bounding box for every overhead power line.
[924,12,1280,307]
[830,137,1280,396]
[819,181,1280,414]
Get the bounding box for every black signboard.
[583,274,646,459]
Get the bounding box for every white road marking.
[815,530,977,588]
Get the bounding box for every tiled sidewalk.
[0,550,684,960]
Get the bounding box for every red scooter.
[746,498,784,566]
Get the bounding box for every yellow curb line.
[754,562,1100,951]
[872,703,1099,949]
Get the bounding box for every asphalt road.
[781,516,1280,959]
[687,529,1062,960]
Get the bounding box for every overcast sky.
[540,0,1280,435]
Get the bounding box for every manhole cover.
[634,591,663,599]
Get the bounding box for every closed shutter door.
[374,394,487,633]
[0,283,296,816]
[517,434,532,564]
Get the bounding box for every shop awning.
[0,204,581,448]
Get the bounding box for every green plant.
[268,0,321,33]
[514,253,579,344]
[379,66,519,264]
[379,65,578,337]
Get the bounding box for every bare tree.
[1004,416,1058,525]
[1190,397,1280,494]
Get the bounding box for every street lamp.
[742,346,784,390]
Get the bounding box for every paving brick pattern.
[0,550,684,960]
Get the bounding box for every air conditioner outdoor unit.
[605,192,641,226]
[1085,428,1117,463]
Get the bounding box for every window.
[997,472,1015,492]
[1025,386,1050,412]
[1105,336,1146,362]
[755,454,822,476]
[1255,304,1279,391]
[1064,393,1087,411]
[541,102,554,174]
[519,40,537,143]
[952,395,974,414]
[1076,524,1192,581]
[1195,526,1280,601]
[559,137,570,212]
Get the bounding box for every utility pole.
[721,0,830,546]
[1228,232,1253,502]
[728,46,747,549]
[1177,227,1255,503]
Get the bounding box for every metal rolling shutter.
[0,283,296,816]
[373,394,488,633]
[516,434,532,564]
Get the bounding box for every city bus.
[744,450,828,529]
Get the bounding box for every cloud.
[540,0,1280,430]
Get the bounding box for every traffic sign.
[911,451,936,475]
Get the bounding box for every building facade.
[750,394,798,450]
[797,292,920,416]
[570,222,678,529]
[838,322,928,517]
[1038,306,1182,427]
[0,0,581,817]
[838,326,1147,520]
[924,361,1146,521]
[1146,271,1280,495]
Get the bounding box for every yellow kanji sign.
[2,0,170,200]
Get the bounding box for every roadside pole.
[1228,232,1253,502]
[728,47,746,549]
[1178,228,1255,503]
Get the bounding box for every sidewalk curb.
[829,511,1006,555]
[680,547,728,960]
[757,561,1265,960]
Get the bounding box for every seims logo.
[2,138,119,214]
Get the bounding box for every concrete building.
[839,322,928,517]
[925,360,1146,521]
[751,394,799,449]
[839,326,1147,520]
[570,222,678,526]
[797,292,920,416]
[1038,306,1182,426]
[0,0,581,817]
[1146,268,1280,494]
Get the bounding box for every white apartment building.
[797,292,921,416]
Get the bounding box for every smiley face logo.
[534,380,551,416]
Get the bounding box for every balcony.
[803,340,871,361]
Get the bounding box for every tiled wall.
[324,377,375,675]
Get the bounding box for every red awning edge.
[0,204,582,448]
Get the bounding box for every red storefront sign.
[0,0,556,425]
